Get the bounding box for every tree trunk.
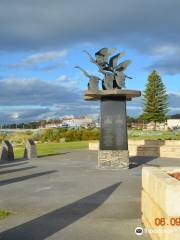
[154,121,157,131]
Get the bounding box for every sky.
[0,0,180,123]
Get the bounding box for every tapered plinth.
[100,96,128,150]
[99,96,129,168]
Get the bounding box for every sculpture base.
[98,150,129,169]
[84,89,141,101]
[84,89,140,170]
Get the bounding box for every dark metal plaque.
[100,97,128,150]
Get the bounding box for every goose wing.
[109,51,125,69]
[115,60,132,72]
[95,48,116,66]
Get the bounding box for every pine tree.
[142,70,168,125]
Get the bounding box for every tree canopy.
[142,70,168,123]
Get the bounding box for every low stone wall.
[142,167,180,240]
[89,140,180,158]
[89,142,99,150]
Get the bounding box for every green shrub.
[0,133,8,143]
[37,128,100,142]
[0,209,11,219]
[65,129,82,141]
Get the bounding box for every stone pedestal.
[98,150,129,169]
[24,139,37,160]
[84,89,141,169]
[0,140,14,161]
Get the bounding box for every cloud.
[0,1,179,74]
[0,0,179,54]
[168,93,180,108]
[145,45,180,75]
[57,75,67,81]
[23,50,67,64]
[0,76,100,123]
[0,103,99,124]
[0,107,51,124]
[34,63,66,71]
[150,45,180,56]
[6,50,68,71]
[146,56,180,75]
[0,77,80,106]
[1,91,180,123]
[0,0,180,123]
[127,93,180,116]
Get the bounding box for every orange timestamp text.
[155,217,180,226]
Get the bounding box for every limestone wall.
[142,167,180,240]
[89,142,99,150]
[89,140,180,158]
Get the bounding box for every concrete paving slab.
[0,150,180,239]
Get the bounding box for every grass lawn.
[13,141,89,159]
[2,130,180,159]
[0,209,11,220]
[128,129,180,140]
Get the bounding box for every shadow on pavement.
[129,156,159,169]
[38,152,70,158]
[0,162,28,169]
[129,140,166,169]
[0,182,121,240]
[0,166,37,175]
[0,170,58,186]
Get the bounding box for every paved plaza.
[0,150,180,240]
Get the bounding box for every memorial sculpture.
[76,48,141,168]
[24,139,37,160]
[0,140,14,161]
[75,48,132,90]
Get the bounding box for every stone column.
[24,139,37,160]
[99,96,129,168]
[0,140,14,161]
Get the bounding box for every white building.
[167,119,180,129]
[62,117,93,128]
[146,122,167,130]
[45,123,61,128]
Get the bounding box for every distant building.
[131,122,144,129]
[167,119,180,129]
[45,123,61,129]
[41,117,94,129]
[131,121,167,130]
[146,122,167,130]
[62,117,93,128]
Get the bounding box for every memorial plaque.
[100,97,128,150]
